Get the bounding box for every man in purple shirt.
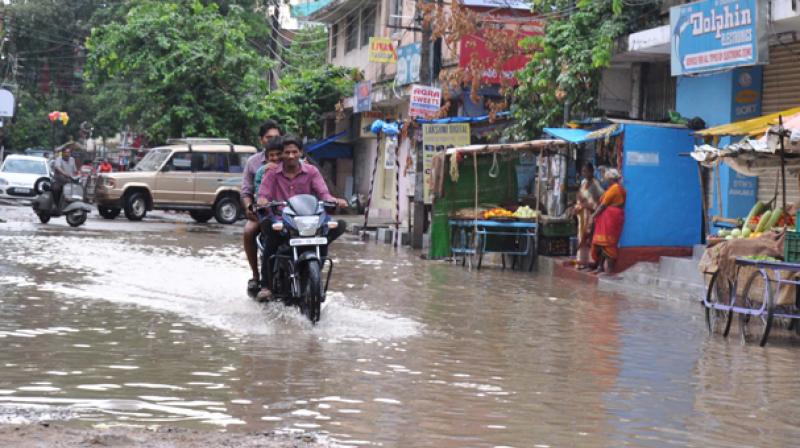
[255,135,347,301]
[241,120,283,297]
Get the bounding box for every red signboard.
[458,17,543,85]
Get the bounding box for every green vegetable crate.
[784,231,800,263]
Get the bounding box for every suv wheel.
[124,192,148,221]
[214,196,240,224]
[189,210,213,223]
[98,206,121,220]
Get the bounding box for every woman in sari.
[574,162,604,270]
[591,169,626,274]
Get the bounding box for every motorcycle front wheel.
[66,211,87,227]
[301,260,322,324]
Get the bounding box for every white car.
[0,155,52,202]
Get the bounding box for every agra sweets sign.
[670,0,768,76]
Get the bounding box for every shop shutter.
[753,166,800,207]
[762,41,800,114]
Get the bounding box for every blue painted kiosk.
[545,120,702,271]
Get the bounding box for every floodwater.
[1,205,800,447]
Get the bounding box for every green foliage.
[261,65,354,139]
[511,0,656,138]
[84,0,271,145]
[281,25,328,72]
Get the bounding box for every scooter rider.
[52,148,78,203]
[254,135,348,302]
[241,120,284,297]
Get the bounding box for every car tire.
[214,195,240,225]
[98,206,121,220]
[124,192,148,221]
[189,210,213,223]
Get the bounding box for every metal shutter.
[762,41,800,114]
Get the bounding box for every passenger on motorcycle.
[254,135,348,302]
[241,120,284,297]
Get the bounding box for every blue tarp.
[305,131,352,159]
[415,111,511,125]
[543,128,592,143]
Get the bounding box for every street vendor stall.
[428,139,567,269]
[545,120,701,271]
[693,106,800,346]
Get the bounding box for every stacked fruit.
[483,207,513,219]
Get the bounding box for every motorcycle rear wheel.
[302,260,322,324]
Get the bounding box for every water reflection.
[1,222,800,446]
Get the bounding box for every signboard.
[384,136,398,170]
[369,37,397,63]
[354,81,372,113]
[422,123,470,203]
[409,84,441,119]
[0,90,14,117]
[732,66,762,120]
[670,0,768,76]
[396,43,421,86]
[458,18,542,85]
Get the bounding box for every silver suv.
[94,138,257,224]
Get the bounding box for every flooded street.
[1,204,800,447]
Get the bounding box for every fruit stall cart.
[694,109,800,346]
[429,139,568,269]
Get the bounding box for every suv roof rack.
[166,138,233,145]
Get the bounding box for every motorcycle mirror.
[39,182,51,193]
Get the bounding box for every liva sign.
[670,0,768,76]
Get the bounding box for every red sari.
[592,182,626,262]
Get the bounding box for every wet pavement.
[1,203,800,447]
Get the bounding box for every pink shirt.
[257,162,335,204]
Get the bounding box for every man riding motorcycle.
[52,148,79,202]
[255,135,347,302]
[241,120,284,297]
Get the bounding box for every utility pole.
[411,1,433,249]
[268,0,280,91]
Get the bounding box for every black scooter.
[31,177,92,227]
[256,194,338,323]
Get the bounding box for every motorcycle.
[31,177,92,227]
[256,194,339,324]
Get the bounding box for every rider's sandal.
[247,278,259,296]
[255,288,273,302]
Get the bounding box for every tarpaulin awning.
[305,131,352,159]
[694,106,800,138]
[543,128,590,143]
[544,123,622,143]
[415,111,510,125]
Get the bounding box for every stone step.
[658,256,705,286]
[693,244,706,260]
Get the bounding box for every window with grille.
[361,7,376,47]
[330,24,339,59]
[345,14,359,52]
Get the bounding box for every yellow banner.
[369,37,396,63]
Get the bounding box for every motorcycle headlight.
[294,216,320,236]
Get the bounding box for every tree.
[261,65,354,139]
[84,0,271,145]
[510,0,659,138]
[281,25,328,71]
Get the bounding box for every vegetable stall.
[694,107,800,346]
